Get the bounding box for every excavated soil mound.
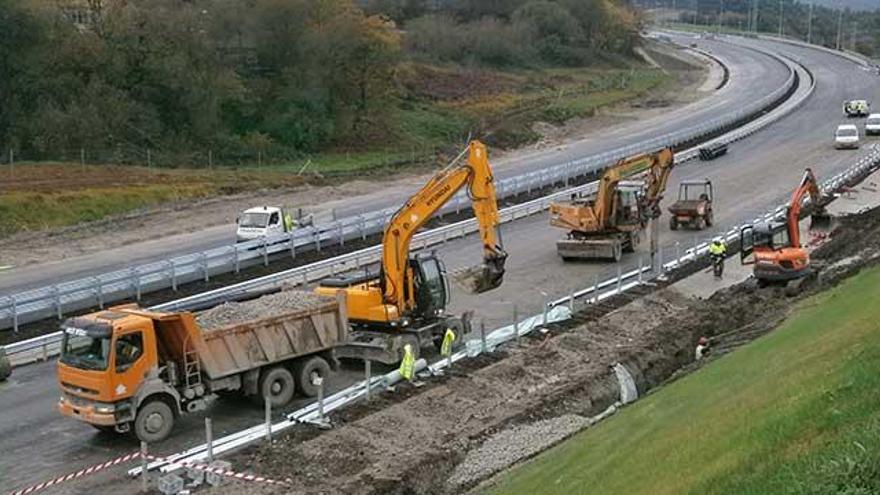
[210,206,880,495]
[195,290,330,330]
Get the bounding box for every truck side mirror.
[740,225,755,265]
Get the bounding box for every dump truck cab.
[57,309,180,440]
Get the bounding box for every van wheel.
[134,400,174,443]
[260,366,296,407]
[294,357,331,398]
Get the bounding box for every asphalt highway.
[0,34,789,294]
[5,35,876,494]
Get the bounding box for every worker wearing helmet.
[695,336,710,360]
[708,236,727,278]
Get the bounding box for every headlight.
[94,402,115,414]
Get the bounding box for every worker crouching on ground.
[695,336,711,360]
[709,236,728,278]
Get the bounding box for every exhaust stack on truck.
[57,290,348,443]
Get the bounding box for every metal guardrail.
[0,48,797,333]
[1,48,805,366]
[132,145,880,479]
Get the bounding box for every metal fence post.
[364,360,371,402]
[132,268,141,301]
[10,296,17,333]
[359,214,366,241]
[337,222,344,247]
[542,292,549,326]
[616,264,622,294]
[480,319,487,353]
[638,255,644,284]
[53,285,62,320]
[568,290,575,312]
[95,278,104,309]
[261,239,269,267]
[202,253,210,282]
[170,261,178,291]
[513,305,520,345]
[234,245,241,273]
[314,230,321,252]
[593,273,600,304]
[265,398,272,443]
[205,418,214,463]
[140,441,149,493]
[675,242,681,266]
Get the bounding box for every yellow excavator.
[316,140,507,363]
[549,148,675,261]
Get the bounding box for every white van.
[865,114,880,136]
[835,124,860,149]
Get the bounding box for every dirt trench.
[201,206,880,495]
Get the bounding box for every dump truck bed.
[192,291,348,379]
[668,200,705,215]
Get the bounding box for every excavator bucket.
[809,208,833,233]
[450,254,507,294]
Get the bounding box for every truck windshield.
[61,331,111,371]
[837,128,858,137]
[239,212,269,228]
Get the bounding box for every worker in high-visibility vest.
[283,212,295,232]
[440,328,456,358]
[399,343,415,382]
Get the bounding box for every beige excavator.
[549,148,675,261]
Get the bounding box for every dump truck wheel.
[669,217,678,231]
[134,400,174,443]
[260,366,296,407]
[294,357,331,398]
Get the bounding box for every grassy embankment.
[1,66,669,236]
[486,265,880,495]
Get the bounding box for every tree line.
[0,0,639,165]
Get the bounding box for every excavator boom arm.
[787,168,822,247]
[382,141,506,307]
[592,148,675,228]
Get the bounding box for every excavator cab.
[740,221,789,265]
[411,254,450,319]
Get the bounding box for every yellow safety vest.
[399,344,415,381]
[440,329,456,357]
[709,242,726,256]
[283,213,294,232]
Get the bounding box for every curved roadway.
[0,36,788,294]
[3,36,864,494]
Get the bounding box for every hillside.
[485,264,880,494]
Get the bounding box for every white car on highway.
[865,114,880,136]
[835,124,860,149]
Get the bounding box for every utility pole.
[718,0,724,33]
[807,0,813,44]
[754,0,760,33]
[778,0,783,36]
[836,7,843,50]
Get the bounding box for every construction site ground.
[177,197,880,494]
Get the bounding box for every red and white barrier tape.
[143,454,289,486]
[7,450,287,495]
[8,450,141,495]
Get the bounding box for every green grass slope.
[486,266,880,495]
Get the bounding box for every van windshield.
[837,128,858,137]
[239,212,269,228]
[61,330,111,371]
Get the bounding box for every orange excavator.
[740,168,830,285]
[549,148,675,261]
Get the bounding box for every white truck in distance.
[843,100,870,117]
[236,206,312,242]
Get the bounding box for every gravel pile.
[196,290,331,330]
[448,414,591,489]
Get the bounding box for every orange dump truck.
[57,291,348,442]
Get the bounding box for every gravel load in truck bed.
[196,290,331,330]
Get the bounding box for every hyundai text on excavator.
[740,168,831,286]
[315,140,507,364]
[549,148,675,261]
